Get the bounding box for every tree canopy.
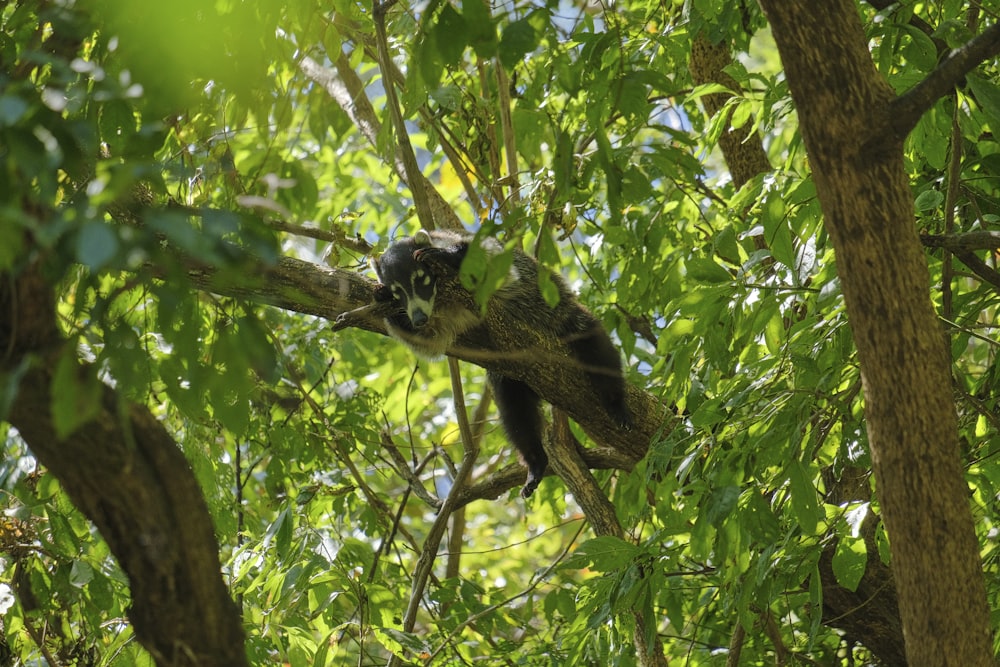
[2,0,1000,665]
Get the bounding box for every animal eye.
[391,286,405,300]
[411,268,432,287]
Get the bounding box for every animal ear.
[370,254,382,278]
[414,229,432,247]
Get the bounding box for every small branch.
[921,230,1000,251]
[380,432,443,510]
[547,413,668,667]
[762,609,790,667]
[920,232,1000,290]
[372,2,436,230]
[388,358,480,667]
[890,21,1000,140]
[495,63,521,210]
[866,0,945,51]
[299,54,463,230]
[427,520,587,663]
[725,622,746,667]
[548,411,622,538]
[942,102,963,320]
[267,219,373,254]
[953,249,1000,290]
[446,385,491,580]
[14,562,62,667]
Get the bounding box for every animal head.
[373,231,438,328]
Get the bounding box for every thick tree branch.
[548,414,668,667]
[372,2,436,230]
[952,249,1000,290]
[889,21,1000,140]
[389,358,480,667]
[688,37,772,189]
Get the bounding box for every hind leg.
[488,371,547,498]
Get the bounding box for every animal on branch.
[372,229,631,498]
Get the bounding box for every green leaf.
[914,188,944,212]
[264,507,294,559]
[564,536,640,572]
[499,18,536,69]
[76,222,120,271]
[787,461,821,535]
[70,559,94,587]
[968,74,1000,132]
[373,627,431,660]
[831,535,867,591]
[47,509,81,556]
[741,489,782,543]
[462,0,497,58]
[686,256,732,283]
[51,347,101,439]
[761,193,795,269]
[539,267,561,308]
[895,23,937,72]
[703,485,740,527]
[432,4,466,67]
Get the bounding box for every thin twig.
[942,99,963,320]
[388,357,480,667]
[495,62,521,211]
[427,520,588,663]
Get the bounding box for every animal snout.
[410,309,429,327]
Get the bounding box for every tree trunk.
[758,1,994,664]
[1,264,249,667]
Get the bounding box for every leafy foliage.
[1,0,999,664]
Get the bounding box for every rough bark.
[1,265,249,667]
[688,36,772,189]
[758,1,995,664]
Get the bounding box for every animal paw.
[608,402,634,431]
[520,460,548,498]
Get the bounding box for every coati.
[372,229,630,498]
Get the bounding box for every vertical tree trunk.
[1,265,249,667]
[757,2,994,664]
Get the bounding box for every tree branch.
[890,21,1000,140]
[921,232,1000,290]
[372,2,436,230]
[299,54,463,230]
[921,230,1000,251]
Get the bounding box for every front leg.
[372,283,417,333]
